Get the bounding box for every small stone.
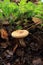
[32,58,42,65]
[6,50,13,56]
[7,63,11,65]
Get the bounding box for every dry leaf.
[1,29,8,39]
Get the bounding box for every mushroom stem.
[19,39,26,47]
[11,30,29,47]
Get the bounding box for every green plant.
[0,0,43,25]
[4,0,10,2]
[34,2,43,19]
[0,0,19,24]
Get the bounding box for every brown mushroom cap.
[11,30,29,38]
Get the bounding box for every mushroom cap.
[11,30,29,38]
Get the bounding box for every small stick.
[13,44,18,53]
[27,23,39,30]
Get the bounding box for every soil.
[0,19,43,65]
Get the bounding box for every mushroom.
[11,30,29,48]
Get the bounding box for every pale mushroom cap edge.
[11,30,29,38]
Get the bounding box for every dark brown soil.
[0,21,43,65]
